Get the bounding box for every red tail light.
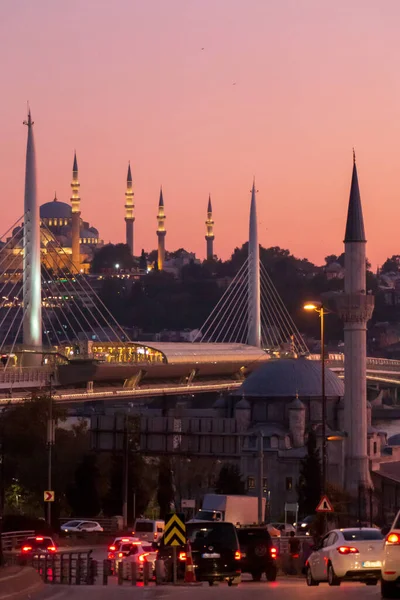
[337,546,359,555]
[138,553,149,563]
[154,533,158,540]
[107,553,115,559]
[108,545,116,551]
[270,547,278,559]
[234,551,241,560]
[47,546,57,553]
[22,546,32,553]
[35,537,44,541]
[386,533,400,545]
[121,538,130,543]
[179,552,187,561]
[118,552,123,558]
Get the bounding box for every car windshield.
[142,545,153,552]
[63,521,80,527]
[186,523,238,550]
[342,530,383,541]
[195,511,219,520]
[135,522,153,532]
[237,529,271,543]
[24,537,53,548]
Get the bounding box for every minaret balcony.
[335,293,375,323]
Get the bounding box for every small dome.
[388,434,400,446]
[213,395,228,409]
[289,397,305,410]
[81,228,97,239]
[40,199,72,219]
[236,396,251,409]
[236,358,344,398]
[88,226,99,235]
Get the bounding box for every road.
[33,579,385,600]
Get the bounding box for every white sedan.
[62,520,104,533]
[381,510,400,598]
[306,527,384,586]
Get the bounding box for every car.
[269,522,296,535]
[158,521,241,586]
[236,526,277,581]
[297,515,314,536]
[61,520,103,533]
[108,537,143,573]
[381,510,400,598]
[19,536,58,559]
[110,540,157,580]
[133,519,165,543]
[266,524,281,538]
[306,527,384,587]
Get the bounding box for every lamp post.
[47,375,55,525]
[304,302,329,495]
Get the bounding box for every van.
[133,519,165,542]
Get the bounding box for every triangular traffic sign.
[316,495,334,513]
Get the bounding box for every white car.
[306,528,384,586]
[62,520,104,533]
[381,511,400,598]
[269,522,296,535]
[111,540,157,580]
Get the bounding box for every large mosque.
[0,154,216,276]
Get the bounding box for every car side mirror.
[381,526,390,536]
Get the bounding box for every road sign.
[44,491,55,502]
[181,499,196,509]
[164,512,186,546]
[316,495,334,513]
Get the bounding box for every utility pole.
[258,430,264,524]
[47,376,55,525]
[122,420,129,528]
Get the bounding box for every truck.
[189,494,265,526]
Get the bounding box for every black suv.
[158,521,241,586]
[236,527,277,581]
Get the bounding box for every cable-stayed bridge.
[0,113,399,405]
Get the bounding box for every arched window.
[270,436,279,449]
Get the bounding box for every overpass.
[1,346,400,407]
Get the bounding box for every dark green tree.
[91,243,135,273]
[157,457,174,519]
[139,249,147,272]
[297,429,322,517]
[214,463,245,495]
[381,255,400,274]
[66,454,101,516]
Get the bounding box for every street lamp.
[303,301,329,496]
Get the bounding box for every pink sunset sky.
[1,0,399,268]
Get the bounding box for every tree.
[157,457,174,519]
[214,463,245,495]
[91,243,135,273]
[139,249,147,272]
[297,429,322,517]
[66,454,102,516]
[381,255,400,274]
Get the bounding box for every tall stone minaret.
[22,108,42,357]
[156,187,166,270]
[336,152,374,497]
[205,194,215,259]
[125,162,135,254]
[248,179,261,347]
[70,152,81,272]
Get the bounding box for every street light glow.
[304,302,319,311]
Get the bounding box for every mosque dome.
[40,197,72,219]
[81,228,97,239]
[236,357,344,398]
[388,434,400,446]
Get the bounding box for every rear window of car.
[186,523,239,549]
[142,545,153,552]
[342,530,383,541]
[237,529,272,543]
[135,522,154,532]
[25,537,53,548]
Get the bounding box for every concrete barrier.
[0,567,43,599]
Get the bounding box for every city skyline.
[1,0,399,267]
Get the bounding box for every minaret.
[205,194,215,259]
[248,179,261,347]
[336,152,374,497]
[22,108,42,359]
[157,187,166,270]
[70,152,81,273]
[125,162,135,254]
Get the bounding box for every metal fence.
[1,530,35,551]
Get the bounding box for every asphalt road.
[33,579,386,600]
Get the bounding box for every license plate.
[202,553,220,558]
[362,561,381,568]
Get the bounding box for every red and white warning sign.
[316,495,334,513]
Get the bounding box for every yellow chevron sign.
[164,512,186,547]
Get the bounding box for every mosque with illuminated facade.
[0,153,215,277]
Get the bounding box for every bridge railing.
[1,530,35,550]
[309,354,400,371]
[0,366,53,384]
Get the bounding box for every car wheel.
[381,579,400,599]
[254,544,267,557]
[251,571,262,582]
[266,567,277,582]
[365,579,378,586]
[306,566,319,587]
[327,564,341,586]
